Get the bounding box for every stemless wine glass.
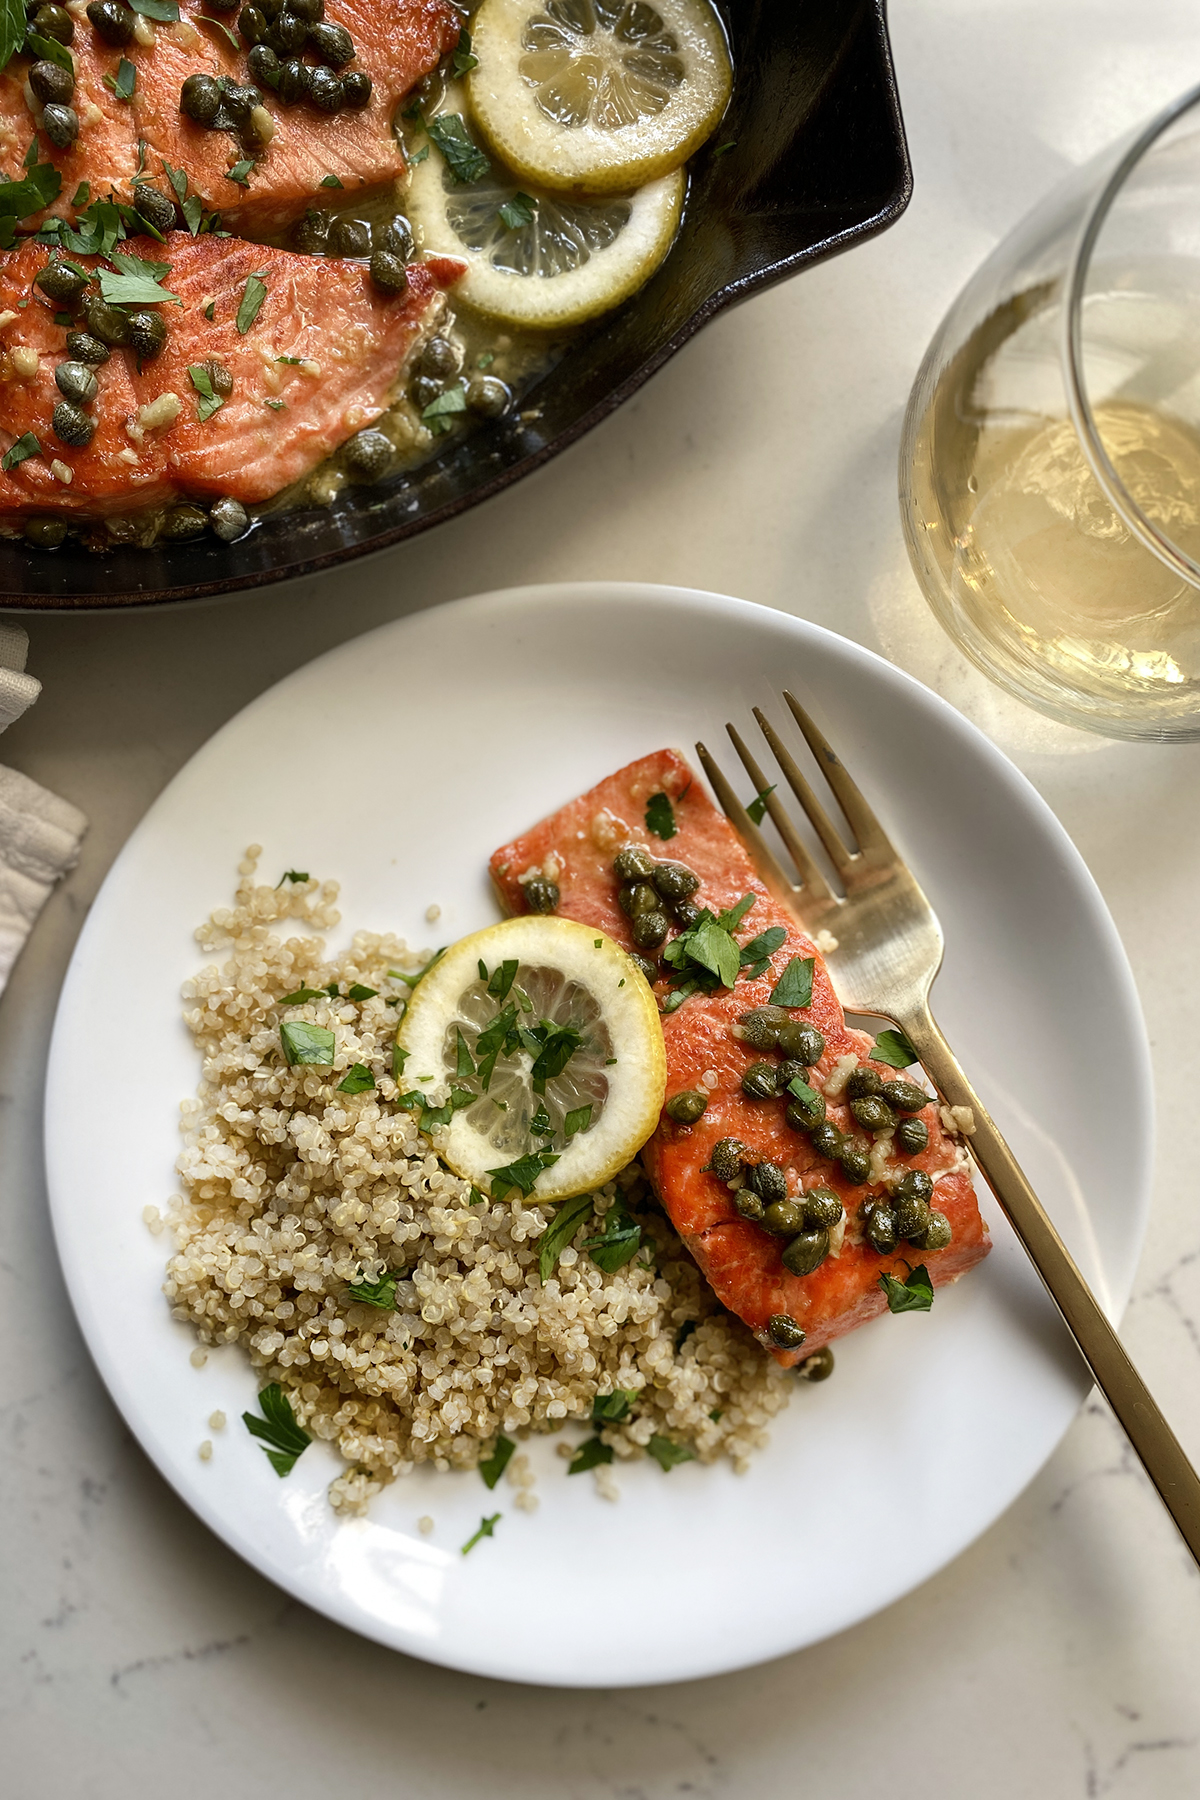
[900,83,1200,741]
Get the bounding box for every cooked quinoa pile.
[164,852,791,1513]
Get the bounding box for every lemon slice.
[398,916,666,1202]
[407,140,683,328]
[467,0,732,194]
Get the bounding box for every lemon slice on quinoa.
[407,136,684,328]
[467,0,732,195]
[398,916,666,1202]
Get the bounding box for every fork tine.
[725,724,835,904]
[694,741,800,906]
[751,708,855,877]
[781,690,893,855]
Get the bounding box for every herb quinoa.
[164,851,791,1514]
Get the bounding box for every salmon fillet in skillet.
[490,750,991,1366]
[0,37,142,222]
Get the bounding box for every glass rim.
[1063,80,1200,590]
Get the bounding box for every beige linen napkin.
[0,625,87,995]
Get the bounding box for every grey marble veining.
[4,0,1200,1792]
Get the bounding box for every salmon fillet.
[1,39,142,223]
[0,234,463,514]
[490,750,991,1366]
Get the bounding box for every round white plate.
[44,584,1152,1688]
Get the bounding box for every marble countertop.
[3,1,1200,1792]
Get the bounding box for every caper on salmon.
[919,1209,953,1252]
[328,216,371,258]
[863,1199,897,1255]
[522,876,560,914]
[370,247,410,295]
[268,9,308,53]
[670,896,701,930]
[308,19,354,63]
[181,73,223,125]
[612,845,656,882]
[652,861,699,903]
[84,299,130,346]
[42,104,79,150]
[880,1080,929,1114]
[276,57,310,103]
[342,427,393,481]
[30,2,73,42]
[809,1120,844,1161]
[290,208,331,254]
[768,1314,806,1350]
[289,0,324,17]
[222,81,263,119]
[849,1094,896,1132]
[127,311,168,362]
[741,1061,779,1101]
[133,184,179,235]
[895,1116,929,1156]
[54,361,98,405]
[738,1005,788,1051]
[238,4,267,41]
[65,331,110,366]
[838,1142,871,1184]
[665,1089,708,1125]
[342,69,372,109]
[894,1169,933,1205]
[703,1137,746,1181]
[248,42,281,83]
[777,1020,825,1065]
[802,1186,843,1231]
[893,1190,931,1243]
[35,260,89,304]
[734,1190,764,1222]
[307,65,344,111]
[748,1159,788,1205]
[845,1066,882,1101]
[52,401,95,447]
[620,881,658,917]
[86,0,135,43]
[782,1227,829,1277]
[29,59,74,105]
[763,1198,805,1236]
[785,1085,826,1130]
[627,951,657,986]
[631,909,668,949]
[796,1345,835,1382]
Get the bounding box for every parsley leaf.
[407,144,429,166]
[188,362,224,423]
[0,0,23,70]
[529,1022,583,1093]
[25,28,73,71]
[346,1268,400,1308]
[568,1437,612,1475]
[196,12,240,48]
[280,1020,335,1066]
[489,1148,559,1200]
[538,1192,594,1283]
[770,955,814,1009]
[242,1382,310,1476]
[563,1103,592,1139]
[474,1000,517,1091]
[319,173,344,188]
[738,924,787,981]
[391,1040,408,1082]
[479,1433,515,1490]
[581,1202,641,1273]
[347,984,377,1002]
[872,1028,918,1070]
[497,191,536,231]
[453,1025,476,1080]
[277,869,309,885]
[451,24,477,75]
[461,1512,500,1554]
[0,154,62,227]
[129,0,179,17]
[647,1435,695,1471]
[97,255,181,308]
[278,986,325,1004]
[487,959,518,1003]
[236,272,268,334]
[226,158,255,188]
[1,431,40,472]
[422,382,467,434]
[71,181,91,206]
[644,792,676,840]
[592,1389,634,1425]
[787,1073,822,1113]
[879,1263,935,1314]
[717,894,757,932]
[337,1062,376,1094]
[388,950,444,990]
[529,1101,553,1138]
[104,57,136,101]
[425,111,490,184]
[746,784,776,825]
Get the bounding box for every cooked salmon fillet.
[490,750,990,1366]
[0,39,142,222]
[0,235,463,514]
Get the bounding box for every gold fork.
[697,690,1200,1568]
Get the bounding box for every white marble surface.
[3,0,1200,1791]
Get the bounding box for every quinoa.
[164,852,792,1514]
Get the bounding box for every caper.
[802,1186,843,1231]
[613,845,655,881]
[222,81,261,118]
[377,215,414,260]
[734,1191,764,1222]
[918,1210,953,1252]
[127,310,167,361]
[809,1121,844,1161]
[210,496,250,541]
[52,401,95,447]
[671,898,701,931]
[29,59,74,105]
[25,516,67,548]
[342,427,393,481]
[419,335,459,379]
[895,1116,929,1156]
[796,1345,835,1382]
[763,1199,805,1237]
[749,1160,788,1205]
[237,4,266,41]
[341,69,372,109]
[738,1006,789,1051]
[133,183,178,235]
[622,881,659,917]
[268,8,307,52]
[85,299,130,346]
[893,1191,931,1243]
[198,360,233,398]
[41,102,77,149]
[777,1059,814,1089]
[86,0,134,43]
[523,876,559,915]
[307,65,343,110]
[631,909,668,949]
[409,373,442,410]
[369,242,407,295]
[768,1313,806,1350]
[65,331,109,366]
[308,19,353,62]
[782,1228,829,1277]
[276,57,310,103]
[466,374,511,418]
[880,1080,929,1114]
[839,1142,872,1184]
[327,216,371,258]
[35,259,88,304]
[777,1020,825,1064]
[845,1066,882,1100]
[204,0,239,9]
[864,1200,897,1255]
[652,861,699,903]
[289,207,331,254]
[32,2,74,41]
[893,1169,934,1205]
[741,1061,780,1101]
[665,1090,708,1126]
[158,505,209,541]
[257,0,283,15]
[627,952,657,986]
[289,0,322,17]
[849,1094,896,1133]
[785,1086,826,1130]
[703,1137,746,1182]
[180,72,223,124]
[247,41,280,82]
[54,360,98,405]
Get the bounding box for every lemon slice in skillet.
[407,138,684,328]
[467,0,732,194]
[398,916,666,1202]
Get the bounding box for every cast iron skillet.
[1,0,910,609]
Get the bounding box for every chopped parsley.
[461,1512,500,1554]
[319,173,344,189]
[236,272,268,333]
[478,1433,515,1490]
[562,1103,592,1139]
[204,301,216,321]
[497,191,537,231]
[567,1437,612,1475]
[98,252,181,308]
[646,1434,695,1471]
[1,432,40,472]
[277,868,309,885]
[770,954,814,1009]
[872,1028,918,1070]
[644,791,676,840]
[581,1202,642,1273]
[196,12,241,49]
[278,986,325,1004]
[407,144,429,166]
[538,1192,594,1283]
[529,1101,553,1138]
[746,784,776,825]
[346,1267,400,1308]
[787,1073,822,1113]
[280,1020,335,1066]
[738,924,787,982]
[71,182,91,207]
[188,363,224,423]
[425,111,490,184]
[476,350,494,370]
[347,983,377,1002]
[529,1021,583,1093]
[264,399,285,411]
[454,1025,476,1080]
[592,1389,634,1426]
[336,1062,376,1094]
[450,24,478,75]
[242,1382,310,1476]
[422,382,468,434]
[662,893,758,996]
[226,159,255,188]
[104,57,136,101]
[0,152,62,247]
[129,0,180,17]
[488,1147,559,1200]
[485,958,518,1002]
[0,0,23,71]
[24,29,73,72]
[391,1040,408,1082]
[712,140,737,158]
[879,1264,935,1314]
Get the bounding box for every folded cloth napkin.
[0,625,87,996]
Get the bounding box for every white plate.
[44,584,1152,1688]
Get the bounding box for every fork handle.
[900,1006,1200,1568]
